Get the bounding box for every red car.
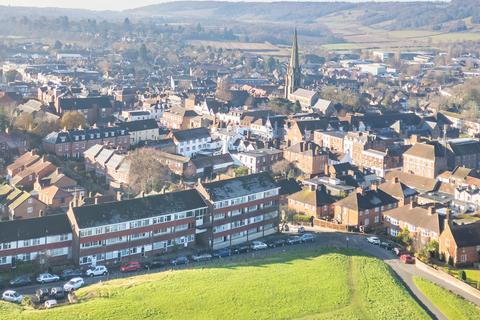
[400,254,415,264]
[120,261,142,272]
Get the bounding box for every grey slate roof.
[201,172,279,201]
[71,189,207,229]
[172,127,210,142]
[0,214,71,243]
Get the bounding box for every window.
[27,207,33,214]
[1,243,11,250]
[460,254,467,263]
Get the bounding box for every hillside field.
[0,248,429,320]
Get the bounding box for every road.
[9,230,480,319]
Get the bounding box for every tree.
[425,240,439,258]
[458,270,467,281]
[233,166,249,177]
[127,148,174,195]
[14,113,34,131]
[54,40,63,50]
[396,228,413,248]
[271,160,292,177]
[61,112,86,130]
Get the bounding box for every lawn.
[442,266,480,288]
[1,248,429,320]
[413,277,480,320]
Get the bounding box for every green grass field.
[414,277,480,320]
[1,248,429,320]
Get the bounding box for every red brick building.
[0,214,72,269]
[439,219,480,266]
[67,190,208,265]
[197,173,280,250]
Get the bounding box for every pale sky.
[0,0,439,11]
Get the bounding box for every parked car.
[2,290,23,303]
[380,241,392,250]
[60,269,83,281]
[85,265,108,277]
[251,241,268,251]
[191,253,213,262]
[35,288,50,302]
[267,239,287,248]
[287,236,302,245]
[300,233,315,243]
[171,256,189,266]
[143,260,167,270]
[366,236,380,245]
[291,225,305,234]
[400,254,415,264]
[44,299,58,309]
[213,248,232,258]
[9,275,32,287]
[120,261,142,272]
[36,273,60,284]
[63,277,84,292]
[49,287,66,299]
[232,245,250,254]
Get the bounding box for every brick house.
[359,148,403,178]
[67,190,208,265]
[403,142,448,179]
[55,96,114,125]
[287,185,336,219]
[197,173,280,250]
[10,157,56,190]
[284,118,329,147]
[334,186,399,229]
[0,185,47,220]
[383,203,443,247]
[283,141,329,177]
[0,214,72,269]
[43,125,130,159]
[378,177,418,207]
[447,138,480,170]
[38,186,74,208]
[161,106,200,130]
[313,131,346,154]
[234,148,283,174]
[439,219,480,266]
[6,151,40,178]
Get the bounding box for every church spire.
[285,28,301,99]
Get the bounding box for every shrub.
[477,280,480,290]
[293,214,311,223]
[458,270,466,281]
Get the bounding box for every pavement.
[7,228,480,319]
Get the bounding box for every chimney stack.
[300,142,304,152]
[394,176,399,183]
[427,206,435,215]
[309,184,316,192]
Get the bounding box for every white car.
[85,265,108,277]
[251,241,268,250]
[191,253,212,262]
[63,277,85,292]
[2,290,23,303]
[44,299,58,309]
[366,236,381,245]
[36,273,60,284]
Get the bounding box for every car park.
[191,253,213,262]
[171,256,189,266]
[233,245,250,254]
[60,269,83,280]
[400,254,415,264]
[85,265,108,277]
[366,236,380,245]
[2,290,23,303]
[44,299,58,309]
[35,288,50,302]
[213,248,232,258]
[250,241,268,250]
[63,277,84,292]
[287,236,302,245]
[267,239,287,248]
[49,287,66,300]
[300,233,315,243]
[143,259,167,270]
[120,261,142,272]
[9,275,32,287]
[36,273,60,284]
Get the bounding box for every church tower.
[285,28,301,99]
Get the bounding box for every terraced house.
[67,190,208,265]
[197,173,280,249]
[0,214,72,269]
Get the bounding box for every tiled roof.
[288,188,336,207]
[449,221,480,247]
[335,189,398,211]
[171,127,210,142]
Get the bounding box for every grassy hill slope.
[0,248,429,320]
